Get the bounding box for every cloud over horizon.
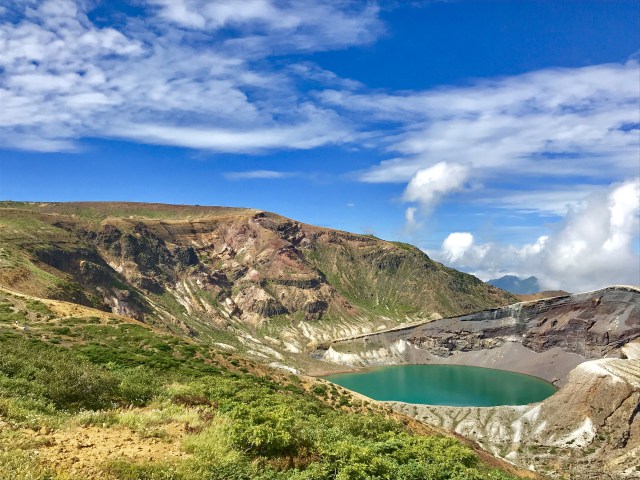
[429,179,640,292]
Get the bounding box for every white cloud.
[114,110,353,152]
[337,62,639,209]
[476,185,605,216]
[404,206,418,231]
[148,0,382,52]
[402,162,469,211]
[442,232,474,263]
[0,0,376,153]
[430,180,640,292]
[326,61,640,220]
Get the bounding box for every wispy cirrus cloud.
[321,60,639,276]
[344,60,640,182]
[322,62,640,220]
[475,185,609,216]
[148,0,382,52]
[224,170,299,180]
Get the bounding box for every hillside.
[1,201,636,478]
[0,201,516,370]
[0,287,527,479]
[515,290,570,301]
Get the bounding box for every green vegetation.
[0,300,520,480]
[0,303,27,324]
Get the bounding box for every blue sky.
[0,0,639,291]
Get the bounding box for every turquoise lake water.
[324,364,557,407]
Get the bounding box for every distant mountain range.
[488,275,541,294]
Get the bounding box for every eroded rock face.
[233,285,287,320]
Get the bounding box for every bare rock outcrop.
[0,202,516,340]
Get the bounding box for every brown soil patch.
[35,424,189,479]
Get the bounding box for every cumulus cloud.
[442,232,475,263]
[0,0,374,152]
[429,179,640,292]
[402,162,469,212]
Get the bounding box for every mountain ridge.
[487,275,541,295]
[1,201,637,478]
[0,201,517,358]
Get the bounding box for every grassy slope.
[0,291,525,480]
[303,237,516,319]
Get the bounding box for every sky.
[0,0,639,292]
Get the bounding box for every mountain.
[1,201,636,479]
[0,201,530,479]
[488,275,541,294]
[0,201,516,362]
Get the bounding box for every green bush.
[0,337,162,412]
[311,385,327,396]
[228,403,310,457]
[115,367,162,406]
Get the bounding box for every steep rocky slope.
[0,201,514,361]
[318,287,640,478]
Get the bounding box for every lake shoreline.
[321,364,558,408]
